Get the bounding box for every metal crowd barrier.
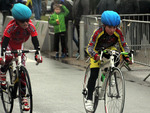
[49,14,150,64]
[79,15,150,64]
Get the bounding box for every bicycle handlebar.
[98,49,134,63]
[3,50,40,65]
[5,50,37,54]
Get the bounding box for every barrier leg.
[143,74,150,81]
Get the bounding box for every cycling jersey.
[86,26,130,60]
[2,19,38,50]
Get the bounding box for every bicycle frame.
[96,50,134,100]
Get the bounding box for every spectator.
[51,0,73,21]
[32,0,41,20]
[117,0,139,14]
[16,0,27,5]
[26,0,33,10]
[51,0,73,56]
[0,0,15,25]
[49,4,69,58]
[96,0,117,14]
[51,0,63,13]
[72,0,90,57]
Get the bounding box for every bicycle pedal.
[104,67,108,72]
[82,89,87,95]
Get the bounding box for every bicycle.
[0,49,40,113]
[82,49,134,113]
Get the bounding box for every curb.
[42,51,89,69]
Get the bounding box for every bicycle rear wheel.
[83,64,90,113]
[18,66,33,113]
[82,64,99,113]
[1,66,14,113]
[104,67,125,113]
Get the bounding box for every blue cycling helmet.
[11,3,32,20]
[101,10,120,26]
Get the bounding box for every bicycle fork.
[11,67,19,99]
[98,69,108,100]
[107,68,121,98]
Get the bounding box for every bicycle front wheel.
[1,66,14,113]
[104,67,125,113]
[18,66,33,113]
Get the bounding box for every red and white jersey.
[2,19,38,50]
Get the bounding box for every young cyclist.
[49,4,69,58]
[0,3,42,111]
[85,10,131,112]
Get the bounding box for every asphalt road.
[0,53,150,113]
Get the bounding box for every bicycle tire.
[1,65,14,113]
[104,67,125,113]
[82,64,90,113]
[93,87,99,113]
[18,66,33,113]
[82,64,99,113]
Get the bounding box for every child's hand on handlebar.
[35,55,43,63]
[0,58,5,65]
[125,57,132,64]
[94,54,100,61]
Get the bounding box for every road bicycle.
[0,49,40,113]
[82,49,134,113]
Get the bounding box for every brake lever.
[130,50,134,63]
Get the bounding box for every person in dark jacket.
[72,0,89,57]
[117,0,139,14]
[0,0,14,25]
[32,0,41,20]
[96,0,117,14]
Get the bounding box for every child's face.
[54,7,61,14]
[17,20,29,29]
[105,25,117,36]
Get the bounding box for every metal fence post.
[49,25,55,52]
[94,22,99,29]
[68,20,73,57]
[80,21,85,60]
